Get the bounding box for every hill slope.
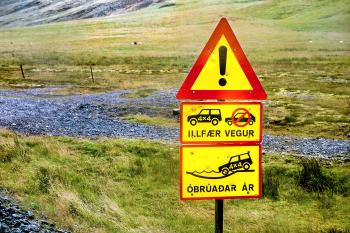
[0,0,166,28]
[242,0,350,32]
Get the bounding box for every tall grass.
[0,129,349,232]
[298,158,331,193]
[297,158,349,196]
[37,166,51,193]
[0,133,29,163]
[263,166,282,200]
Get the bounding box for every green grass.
[267,59,348,139]
[122,114,178,128]
[0,65,183,93]
[121,88,158,98]
[0,128,349,233]
[242,0,350,32]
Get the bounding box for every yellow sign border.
[180,102,263,144]
[180,144,262,200]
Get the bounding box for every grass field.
[0,1,349,232]
[0,128,349,233]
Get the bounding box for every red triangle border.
[176,18,267,100]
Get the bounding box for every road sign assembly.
[181,145,261,200]
[176,17,267,232]
[181,102,262,143]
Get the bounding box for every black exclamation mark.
[218,46,227,86]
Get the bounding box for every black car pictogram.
[218,152,253,175]
[187,109,222,126]
[225,112,255,126]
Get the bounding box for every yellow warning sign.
[181,102,262,143]
[181,145,261,200]
[176,17,267,100]
[191,35,252,91]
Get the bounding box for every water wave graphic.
[191,170,220,174]
[186,170,255,179]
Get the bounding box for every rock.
[13,220,21,227]
[26,211,34,219]
[12,213,21,218]
[172,108,180,116]
[39,220,49,225]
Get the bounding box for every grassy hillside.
[0,129,349,232]
[1,0,349,65]
[242,0,350,32]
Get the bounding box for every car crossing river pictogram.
[186,151,255,179]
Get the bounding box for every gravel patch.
[0,87,178,140]
[0,87,349,160]
[263,135,349,160]
[0,189,69,233]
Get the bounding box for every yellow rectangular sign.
[180,144,261,200]
[180,102,262,143]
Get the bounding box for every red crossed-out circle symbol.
[231,108,251,127]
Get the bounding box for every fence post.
[20,64,25,79]
[90,65,94,82]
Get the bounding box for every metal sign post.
[215,200,224,233]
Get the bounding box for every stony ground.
[0,87,349,160]
[0,189,69,233]
[0,87,177,140]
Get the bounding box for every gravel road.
[0,87,178,140]
[0,87,349,160]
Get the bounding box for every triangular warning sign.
[176,18,267,100]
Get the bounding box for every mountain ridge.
[0,0,167,28]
